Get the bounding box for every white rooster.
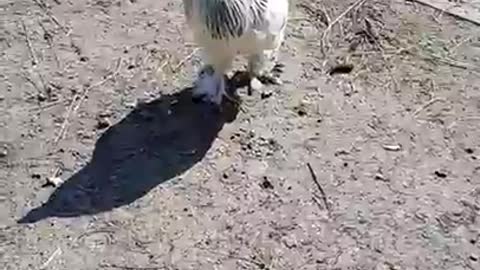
[182,0,289,105]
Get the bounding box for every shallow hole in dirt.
[328,64,354,75]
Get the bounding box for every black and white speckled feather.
[184,0,266,40]
[182,0,289,105]
[184,0,286,41]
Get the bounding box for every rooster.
[182,0,289,105]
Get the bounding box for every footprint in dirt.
[18,87,239,224]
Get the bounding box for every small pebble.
[98,111,113,118]
[465,148,474,154]
[0,146,8,158]
[45,177,64,187]
[382,144,402,152]
[295,106,307,116]
[282,235,298,248]
[125,101,137,109]
[335,149,349,156]
[260,176,274,189]
[260,90,273,99]
[329,63,354,75]
[434,171,447,178]
[37,93,47,102]
[375,173,389,182]
[96,118,111,129]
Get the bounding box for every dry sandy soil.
[1,0,480,269]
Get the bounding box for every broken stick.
[307,163,331,213]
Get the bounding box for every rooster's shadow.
[18,87,240,224]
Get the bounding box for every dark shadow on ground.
[18,87,239,223]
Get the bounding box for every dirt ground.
[1,0,480,269]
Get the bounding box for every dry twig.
[54,58,122,144]
[321,0,368,44]
[29,99,68,112]
[20,19,38,65]
[197,247,271,269]
[32,0,69,33]
[307,163,331,213]
[172,47,199,73]
[410,0,480,26]
[413,97,447,117]
[22,73,42,94]
[53,93,79,144]
[40,247,61,269]
[74,58,122,112]
[99,264,165,270]
[449,35,472,55]
[38,20,61,68]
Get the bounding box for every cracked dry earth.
[1,0,480,269]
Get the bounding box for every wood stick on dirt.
[73,58,122,112]
[53,93,78,145]
[173,47,199,72]
[307,163,330,213]
[197,247,268,269]
[21,19,38,65]
[99,263,165,270]
[29,99,68,113]
[321,0,367,42]
[53,58,122,144]
[40,247,61,269]
[410,0,480,26]
[38,20,61,68]
[413,97,447,117]
[22,73,42,94]
[32,0,69,33]
[449,35,472,55]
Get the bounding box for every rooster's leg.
[192,51,233,105]
[247,48,284,95]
